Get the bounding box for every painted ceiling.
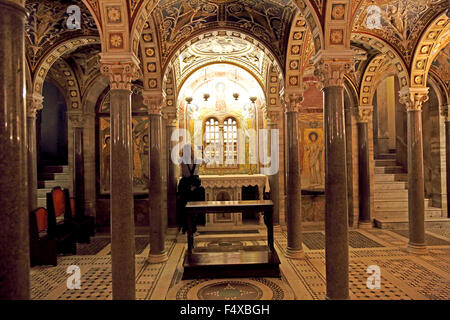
[353,0,448,66]
[152,0,297,67]
[25,0,99,72]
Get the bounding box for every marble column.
[314,51,352,300]
[0,0,29,299]
[101,60,139,300]
[144,94,168,263]
[165,112,178,228]
[284,94,304,259]
[70,114,85,217]
[265,111,281,226]
[444,106,450,218]
[399,88,429,254]
[26,94,43,212]
[356,106,373,227]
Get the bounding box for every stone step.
[37,188,52,198]
[374,166,405,174]
[374,207,442,219]
[375,159,398,167]
[374,217,450,229]
[374,181,407,190]
[375,153,397,160]
[374,173,408,182]
[374,190,408,199]
[37,197,46,208]
[374,199,431,210]
[38,180,71,189]
[41,165,69,174]
[38,172,70,181]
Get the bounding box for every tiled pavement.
[30,226,450,300]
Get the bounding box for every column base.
[285,247,305,259]
[148,252,169,264]
[358,221,373,229]
[407,243,428,255]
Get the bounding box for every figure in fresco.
[306,131,323,186]
[102,136,111,192]
[215,82,227,112]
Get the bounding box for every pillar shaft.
[166,122,178,227]
[74,126,85,216]
[109,89,136,299]
[146,96,168,264]
[0,0,29,299]
[27,114,38,212]
[400,88,429,254]
[407,109,426,248]
[446,120,450,218]
[285,97,303,258]
[323,86,349,299]
[267,122,280,226]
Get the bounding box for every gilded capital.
[312,50,353,88]
[69,113,86,128]
[399,87,429,112]
[143,92,164,115]
[26,93,44,118]
[162,107,178,125]
[100,57,140,91]
[355,106,373,123]
[284,92,303,113]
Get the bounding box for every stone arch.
[292,0,324,52]
[32,36,100,98]
[130,0,159,56]
[285,12,307,94]
[428,69,449,109]
[410,11,449,88]
[352,33,410,107]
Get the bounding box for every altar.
[199,174,270,225]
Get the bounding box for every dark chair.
[47,187,77,255]
[29,208,57,266]
[70,197,95,243]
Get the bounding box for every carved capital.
[69,113,86,128]
[312,50,353,88]
[355,106,373,123]
[26,93,44,118]
[162,107,178,125]
[399,87,429,112]
[100,59,140,91]
[143,92,164,115]
[264,109,282,124]
[284,92,303,113]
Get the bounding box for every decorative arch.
[352,33,410,106]
[130,0,159,56]
[285,12,307,94]
[410,12,449,88]
[428,70,450,109]
[292,0,324,52]
[32,36,100,97]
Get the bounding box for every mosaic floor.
[30,226,450,300]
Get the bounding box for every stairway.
[37,165,71,208]
[373,150,444,229]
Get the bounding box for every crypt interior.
[0,0,449,300]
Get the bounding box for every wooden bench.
[183,200,280,279]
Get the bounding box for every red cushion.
[35,208,48,232]
[52,188,65,217]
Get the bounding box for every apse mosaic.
[178,64,265,174]
[98,91,150,194]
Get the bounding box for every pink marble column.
[400,88,429,255]
[0,0,29,299]
[144,94,168,263]
[101,60,139,300]
[265,112,281,226]
[314,51,352,300]
[165,112,178,228]
[69,114,86,217]
[284,94,304,259]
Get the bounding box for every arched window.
[223,117,238,165]
[204,118,220,165]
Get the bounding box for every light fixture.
[203,68,210,101]
[203,93,210,101]
[185,96,193,104]
[249,96,257,104]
